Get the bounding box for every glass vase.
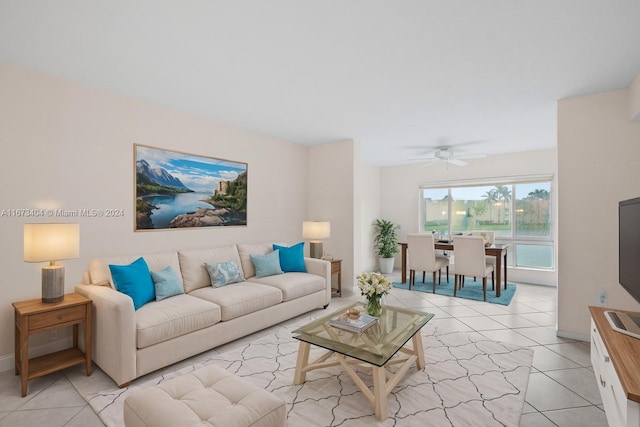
[366,294,383,317]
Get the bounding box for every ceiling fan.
[410,146,486,167]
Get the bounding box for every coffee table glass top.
[292,302,434,366]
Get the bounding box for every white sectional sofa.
[75,242,331,387]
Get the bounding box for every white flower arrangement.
[356,272,391,298]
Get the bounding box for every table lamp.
[24,223,80,303]
[302,221,330,259]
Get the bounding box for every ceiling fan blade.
[447,158,467,166]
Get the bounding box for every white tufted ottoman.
[123,365,287,427]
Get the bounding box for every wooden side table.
[13,293,92,397]
[330,259,342,297]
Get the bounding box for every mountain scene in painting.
[135,145,247,230]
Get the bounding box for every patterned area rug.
[392,279,517,305]
[86,324,533,426]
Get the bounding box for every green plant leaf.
[373,219,399,258]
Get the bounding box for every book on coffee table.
[329,313,378,333]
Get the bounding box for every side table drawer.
[331,263,341,274]
[29,305,87,331]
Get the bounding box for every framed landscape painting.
[134,144,247,231]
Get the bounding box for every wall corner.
[630,72,640,122]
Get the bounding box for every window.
[420,177,553,270]
[423,188,448,234]
[514,182,551,238]
[516,244,553,269]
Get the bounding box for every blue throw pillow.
[273,242,306,273]
[204,260,245,287]
[109,257,155,310]
[150,265,184,301]
[250,250,284,278]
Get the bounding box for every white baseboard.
[0,353,14,374]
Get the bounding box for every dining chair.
[406,233,450,292]
[467,230,497,289]
[452,235,494,301]
[468,230,495,244]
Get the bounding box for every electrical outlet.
[50,330,58,341]
[597,289,607,306]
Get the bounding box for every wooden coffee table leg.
[372,366,388,420]
[294,342,310,384]
[412,332,425,370]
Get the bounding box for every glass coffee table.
[292,302,434,420]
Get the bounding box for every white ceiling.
[1,1,639,166]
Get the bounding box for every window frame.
[418,174,554,270]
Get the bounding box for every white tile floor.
[0,272,608,427]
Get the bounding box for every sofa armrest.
[74,283,137,387]
[304,257,331,305]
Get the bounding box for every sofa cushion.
[204,260,244,287]
[188,282,282,321]
[135,294,221,349]
[89,252,182,289]
[273,242,307,273]
[109,257,155,310]
[250,250,284,278]
[249,272,326,302]
[151,265,184,301]
[179,245,243,293]
[236,242,274,279]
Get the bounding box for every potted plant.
[374,219,399,274]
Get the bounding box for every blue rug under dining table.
[392,277,516,305]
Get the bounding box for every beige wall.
[356,160,382,274]
[558,86,640,339]
[631,73,640,121]
[0,61,316,370]
[379,150,558,286]
[355,160,382,278]
[307,139,384,296]
[308,140,356,294]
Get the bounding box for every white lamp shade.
[302,221,331,241]
[24,223,80,263]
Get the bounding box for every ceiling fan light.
[435,148,453,160]
[412,144,487,167]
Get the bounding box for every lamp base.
[309,242,323,259]
[42,265,65,303]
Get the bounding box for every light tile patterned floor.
[0,272,607,427]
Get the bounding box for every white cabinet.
[591,310,640,427]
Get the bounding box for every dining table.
[399,241,510,297]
